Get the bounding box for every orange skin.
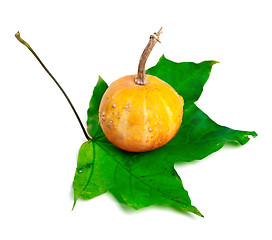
[99,74,184,152]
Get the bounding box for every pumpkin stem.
[135,27,163,85]
[15,31,91,141]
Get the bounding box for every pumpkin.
[99,28,184,152]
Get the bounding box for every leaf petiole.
[15,31,91,141]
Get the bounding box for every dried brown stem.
[135,27,163,85]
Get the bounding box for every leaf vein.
[95,141,193,209]
[79,142,95,196]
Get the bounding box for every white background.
[1,0,271,239]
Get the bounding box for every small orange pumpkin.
[99,28,184,152]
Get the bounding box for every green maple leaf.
[73,55,257,217]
